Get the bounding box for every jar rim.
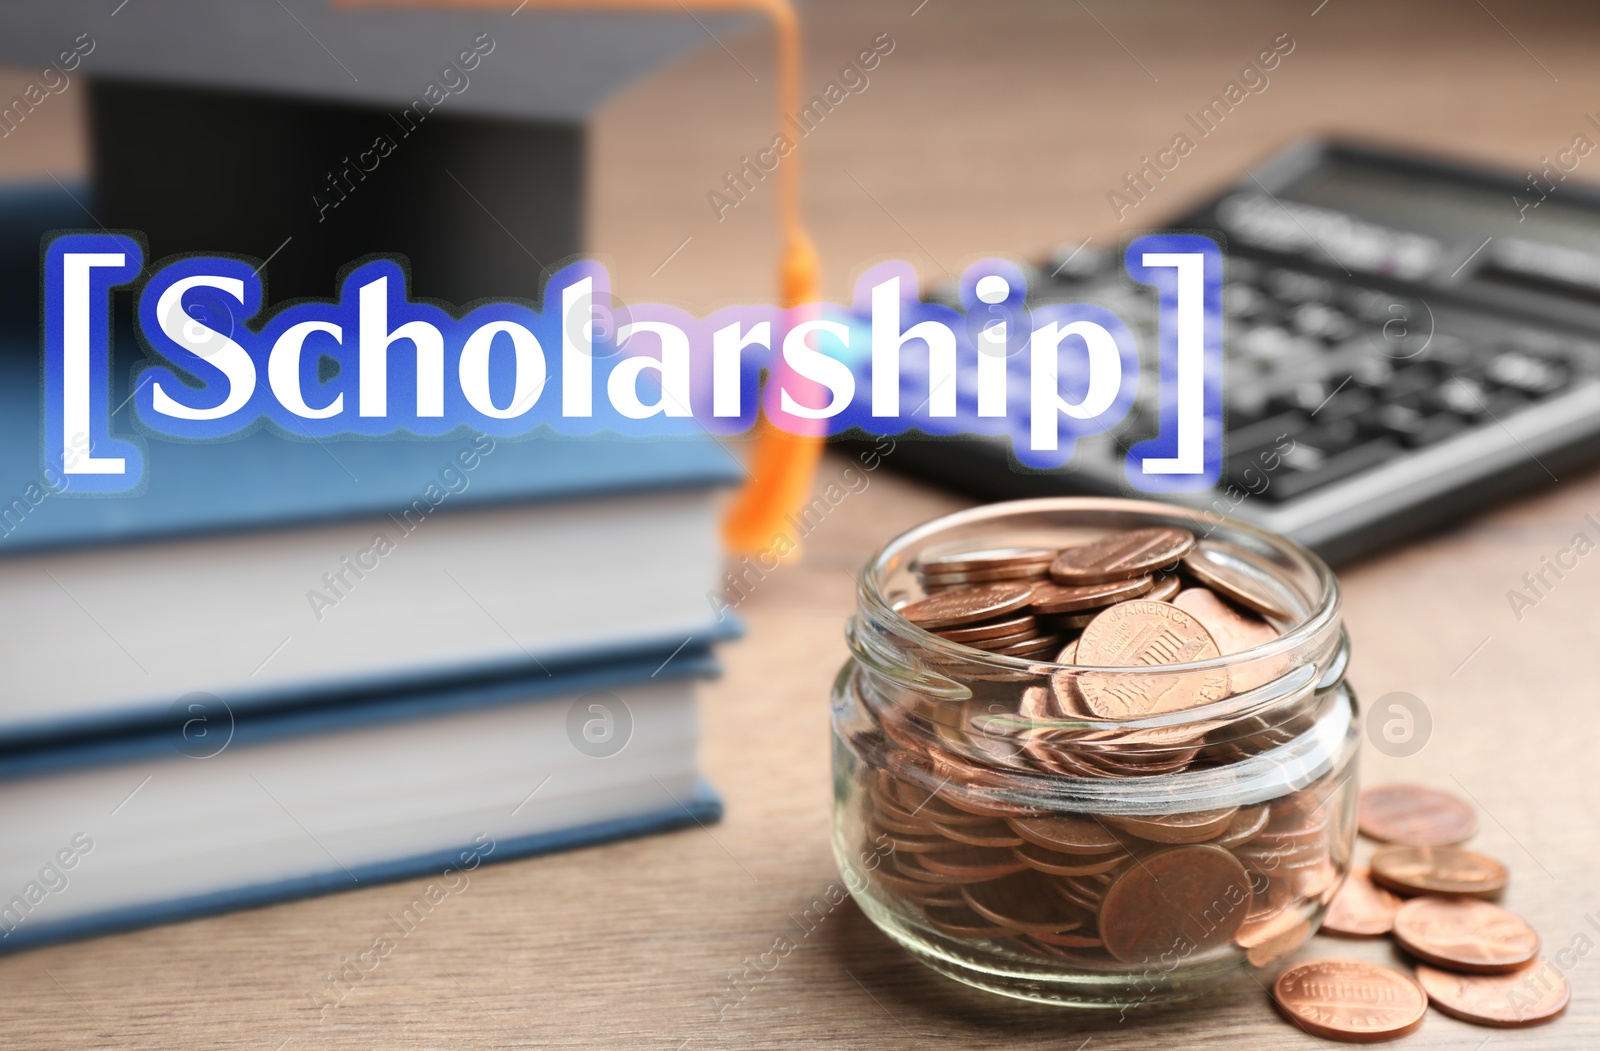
[857,496,1342,677]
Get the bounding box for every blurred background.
[6,0,1596,306]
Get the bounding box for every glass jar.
[831,497,1358,1009]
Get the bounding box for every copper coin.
[984,634,1064,658]
[1029,576,1153,614]
[1415,961,1571,1027]
[1371,845,1507,900]
[1358,784,1477,846]
[919,547,1058,574]
[934,613,1038,643]
[1214,804,1272,848]
[1054,639,1080,665]
[961,870,1088,935]
[921,902,1017,939]
[1020,935,1108,963]
[1056,872,1114,913]
[1027,927,1104,949]
[1321,866,1403,937]
[1391,897,1539,974]
[1050,527,1196,585]
[1272,959,1428,1042]
[1171,588,1279,655]
[929,818,1024,849]
[963,625,1044,651]
[1182,541,1292,620]
[1144,573,1182,602]
[1013,840,1128,877]
[897,582,1036,630]
[867,863,965,904]
[1097,844,1253,964]
[911,846,1030,881]
[1009,813,1123,855]
[1237,909,1314,967]
[1106,807,1239,845]
[920,563,1052,586]
[1075,601,1229,718]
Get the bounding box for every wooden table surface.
[5,0,1600,1046]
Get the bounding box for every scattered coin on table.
[1358,783,1478,846]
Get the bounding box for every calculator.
[885,139,1600,563]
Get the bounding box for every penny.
[1272,959,1428,1042]
[1237,909,1313,967]
[1171,588,1279,655]
[985,634,1064,658]
[1051,610,1102,630]
[934,613,1039,643]
[900,848,1029,884]
[1054,639,1080,664]
[1144,573,1182,602]
[1075,600,1229,718]
[962,870,1088,935]
[1021,935,1108,964]
[1027,927,1104,949]
[867,862,966,903]
[921,902,1017,939]
[1097,844,1253,964]
[880,831,952,853]
[1182,541,1292,620]
[1371,845,1507,900]
[1213,804,1272,848]
[1013,840,1128,877]
[920,563,1053,586]
[1358,784,1477,846]
[963,625,1046,651]
[1057,873,1114,913]
[1415,961,1571,1027]
[1050,527,1196,585]
[898,581,1037,630]
[1321,866,1403,937]
[929,818,1024,849]
[1106,807,1239,844]
[1029,576,1153,614]
[1009,813,1124,855]
[1391,897,1539,974]
[919,547,1059,574]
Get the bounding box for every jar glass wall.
[831,498,1359,1008]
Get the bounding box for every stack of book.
[0,188,740,952]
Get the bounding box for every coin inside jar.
[1075,600,1229,718]
[897,581,1036,630]
[1050,527,1196,585]
[1181,541,1292,620]
[1391,897,1540,974]
[1096,844,1252,963]
[1029,577,1153,614]
[1272,959,1428,1042]
[918,547,1059,574]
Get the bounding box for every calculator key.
[1257,438,1402,501]
[1374,403,1466,448]
[1291,302,1356,342]
[1385,365,1438,401]
[1266,269,1336,304]
[1485,351,1567,395]
[1227,411,1308,455]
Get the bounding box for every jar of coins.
[831,498,1359,1008]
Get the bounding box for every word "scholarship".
[44,233,1223,493]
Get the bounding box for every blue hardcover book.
[0,184,744,740]
[0,646,723,954]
